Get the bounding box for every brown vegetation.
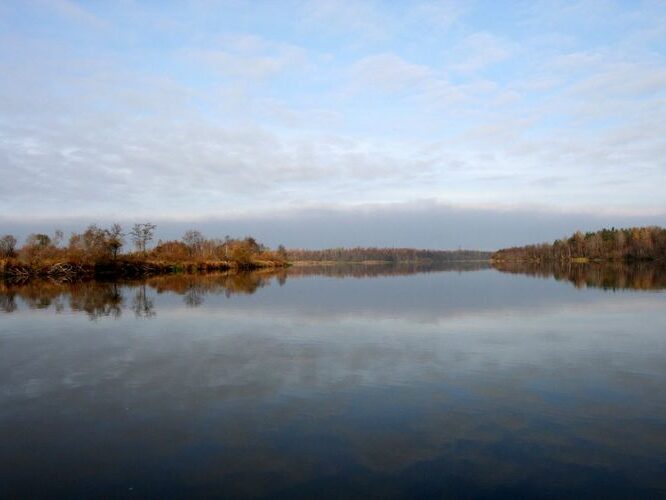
[493,260,666,291]
[493,227,666,263]
[0,270,286,317]
[0,223,288,280]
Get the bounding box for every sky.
[1,0,665,249]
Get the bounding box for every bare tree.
[26,233,51,248]
[130,223,156,254]
[108,224,124,259]
[0,234,17,258]
[277,244,287,260]
[182,230,204,258]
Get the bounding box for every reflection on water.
[2,261,663,318]
[1,263,666,497]
[0,271,280,317]
[0,264,492,317]
[493,260,666,291]
[287,260,490,278]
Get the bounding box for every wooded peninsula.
[493,226,666,262]
[0,223,288,280]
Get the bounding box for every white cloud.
[349,53,433,92]
[38,0,107,29]
[411,0,466,30]
[303,0,390,40]
[550,51,603,72]
[346,52,499,108]
[182,34,309,81]
[450,32,515,73]
[0,0,665,226]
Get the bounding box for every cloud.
[3,201,666,251]
[551,51,603,72]
[303,0,390,40]
[411,0,466,30]
[38,0,107,29]
[346,52,496,107]
[450,32,515,72]
[0,0,665,237]
[570,62,666,98]
[349,53,433,92]
[182,34,309,81]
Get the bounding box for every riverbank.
[0,258,288,281]
[491,227,666,263]
[491,256,663,264]
[291,259,491,266]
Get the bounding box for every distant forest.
[493,227,666,262]
[288,247,491,263]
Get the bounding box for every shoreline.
[289,259,492,266]
[0,258,289,281]
[490,257,663,264]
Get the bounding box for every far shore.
[290,259,491,266]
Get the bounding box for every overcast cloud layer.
[1,1,665,247]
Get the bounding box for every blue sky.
[1,0,665,247]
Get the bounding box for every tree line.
[0,223,288,268]
[287,247,491,263]
[493,226,666,262]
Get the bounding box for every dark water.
[1,263,666,498]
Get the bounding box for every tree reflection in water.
[132,284,155,318]
[0,270,283,318]
[492,261,666,291]
[1,262,665,318]
[0,291,17,313]
[0,280,122,318]
[70,282,123,319]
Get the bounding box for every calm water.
[1,264,666,498]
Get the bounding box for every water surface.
[1,264,666,498]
